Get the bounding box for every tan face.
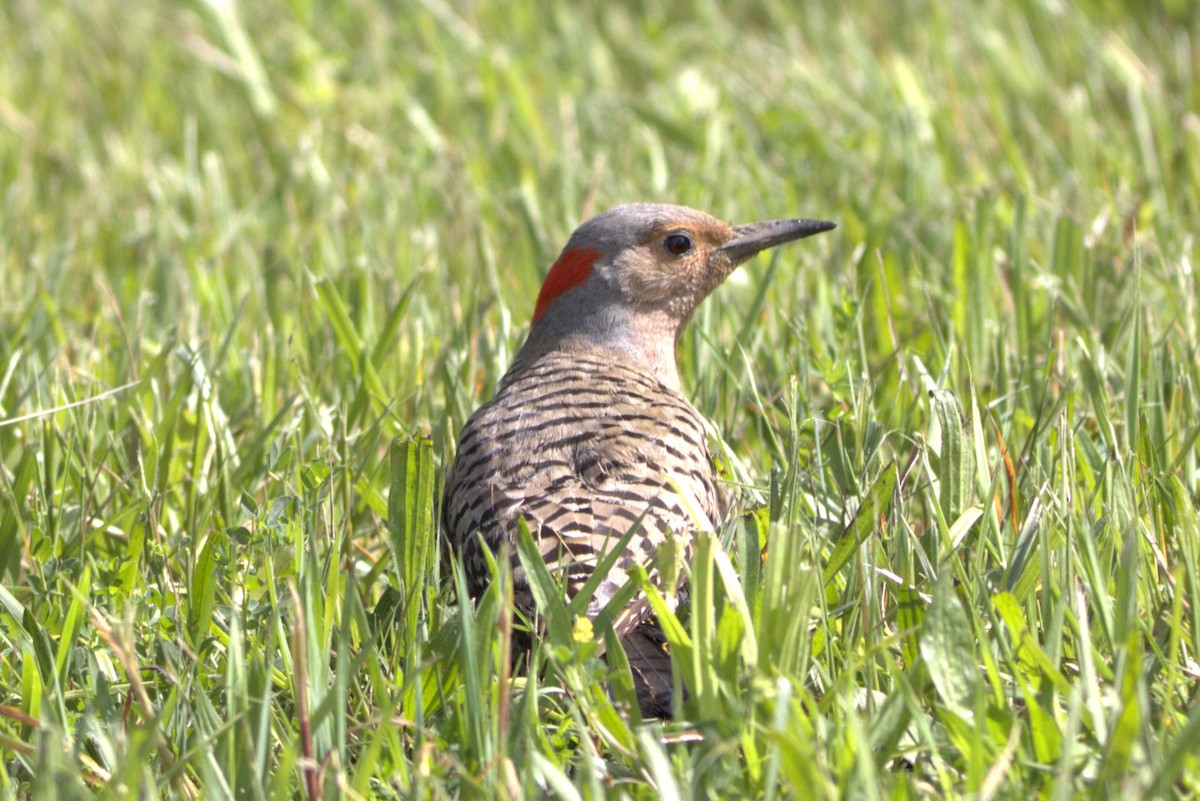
[536,204,835,337]
[607,216,736,319]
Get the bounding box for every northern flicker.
[443,203,834,716]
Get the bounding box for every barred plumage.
[444,347,719,625]
[442,204,834,717]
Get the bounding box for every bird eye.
[664,232,693,256]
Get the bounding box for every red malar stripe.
[532,247,602,323]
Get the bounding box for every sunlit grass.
[1,0,1198,797]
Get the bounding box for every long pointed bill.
[720,218,836,263]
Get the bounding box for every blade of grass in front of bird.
[637,730,684,801]
[388,436,437,650]
[514,517,573,651]
[568,519,639,619]
[689,530,719,718]
[452,557,491,769]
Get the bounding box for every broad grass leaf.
[823,462,897,587]
[388,436,436,644]
[920,572,978,722]
[188,528,225,647]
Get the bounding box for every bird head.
[524,203,835,387]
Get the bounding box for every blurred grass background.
[1,0,1199,798]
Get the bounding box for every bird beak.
[720,218,836,263]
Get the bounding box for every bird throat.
[532,247,603,323]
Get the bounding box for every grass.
[1,0,1199,797]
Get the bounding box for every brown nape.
[442,203,834,720]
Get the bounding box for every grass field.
[2,0,1199,797]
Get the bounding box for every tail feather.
[620,621,675,719]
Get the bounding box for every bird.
[442,203,834,717]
